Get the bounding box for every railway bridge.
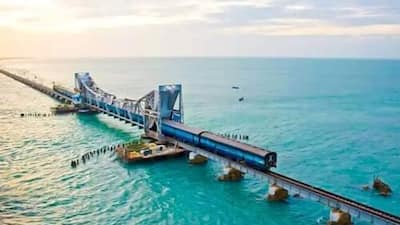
[1,68,399,225]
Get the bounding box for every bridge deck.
[0,69,73,103]
[1,69,399,225]
[87,104,144,128]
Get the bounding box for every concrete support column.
[218,166,243,181]
[188,152,208,164]
[328,208,351,225]
[267,183,288,201]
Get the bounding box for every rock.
[361,185,370,191]
[373,177,392,196]
[293,193,301,198]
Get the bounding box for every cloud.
[339,7,388,18]
[223,18,400,36]
[0,0,273,31]
[284,4,313,11]
[0,0,399,37]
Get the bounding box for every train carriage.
[161,120,277,170]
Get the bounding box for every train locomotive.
[161,120,277,171]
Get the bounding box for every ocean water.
[0,58,399,225]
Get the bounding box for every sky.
[1,0,400,58]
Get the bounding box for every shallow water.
[0,58,399,224]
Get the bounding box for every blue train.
[161,120,277,171]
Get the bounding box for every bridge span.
[0,69,73,103]
[1,68,399,225]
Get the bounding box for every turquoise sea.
[0,58,399,225]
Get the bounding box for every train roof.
[163,120,205,135]
[201,132,275,156]
[163,120,276,157]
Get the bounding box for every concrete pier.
[218,166,243,181]
[188,152,208,164]
[267,184,289,201]
[328,208,352,225]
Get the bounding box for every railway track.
[268,171,400,224]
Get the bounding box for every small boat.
[238,97,244,102]
[232,86,240,89]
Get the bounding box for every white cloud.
[0,0,399,37]
[0,0,272,31]
[284,4,313,11]
[224,18,400,36]
[339,7,387,18]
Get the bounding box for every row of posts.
[20,112,55,117]
[70,142,129,168]
[217,133,250,141]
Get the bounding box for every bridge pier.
[218,166,243,181]
[267,183,289,201]
[188,152,207,164]
[328,208,351,225]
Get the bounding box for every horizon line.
[2,56,400,61]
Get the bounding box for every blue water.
[0,58,399,224]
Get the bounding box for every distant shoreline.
[0,56,399,61]
[0,57,30,61]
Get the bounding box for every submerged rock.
[293,193,302,198]
[361,184,370,191]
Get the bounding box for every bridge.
[0,69,73,104]
[1,68,399,225]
